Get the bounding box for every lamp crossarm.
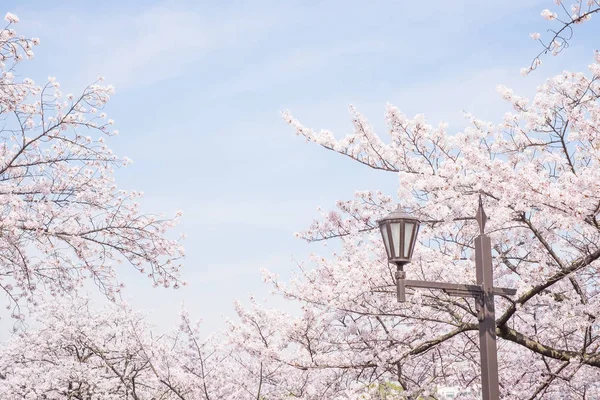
[394,271,516,302]
[404,279,483,298]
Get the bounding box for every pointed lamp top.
[476,195,487,235]
[383,204,417,221]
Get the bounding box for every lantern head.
[377,205,420,268]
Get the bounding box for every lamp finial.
[476,195,487,235]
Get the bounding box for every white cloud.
[210,38,388,97]
[19,2,279,91]
[281,55,593,139]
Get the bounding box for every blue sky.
[1,0,598,336]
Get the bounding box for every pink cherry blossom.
[4,12,19,23]
[541,9,557,20]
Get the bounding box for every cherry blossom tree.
[0,298,318,400]
[0,298,166,399]
[0,12,185,319]
[224,3,600,398]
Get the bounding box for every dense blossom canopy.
[0,299,316,399]
[2,2,600,399]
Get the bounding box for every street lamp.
[377,197,516,400]
[377,205,420,267]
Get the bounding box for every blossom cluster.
[0,14,185,317]
[524,1,599,75]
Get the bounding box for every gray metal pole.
[475,200,500,400]
[390,198,513,397]
[396,269,406,302]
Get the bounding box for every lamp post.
[377,198,516,400]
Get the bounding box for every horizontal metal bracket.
[443,288,480,298]
[491,287,517,296]
[394,272,516,305]
[405,279,483,298]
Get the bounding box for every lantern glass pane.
[411,224,419,255]
[380,225,391,259]
[403,222,414,258]
[391,222,401,258]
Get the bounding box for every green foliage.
[360,381,437,400]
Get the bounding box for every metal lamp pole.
[378,198,515,400]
